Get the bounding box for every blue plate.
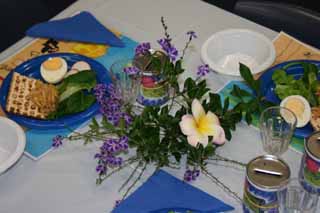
[0,53,111,129]
[260,60,320,138]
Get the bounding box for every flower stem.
[201,167,242,203]
[209,155,247,168]
[121,163,147,200]
[119,161,143,192]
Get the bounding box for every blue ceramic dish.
[259,60,320,138]
[0,53,111,129]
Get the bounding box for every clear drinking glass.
[259,106,297,156]
[110,58,142,106]
[278,178,319,213]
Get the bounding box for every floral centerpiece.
[53,17,270,204]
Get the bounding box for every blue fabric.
[26,11,124,47]
[113,170,234,213]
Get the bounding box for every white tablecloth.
[0,0,305,212]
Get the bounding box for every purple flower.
[119,136,129,150]
[187,31,197,39]
[94,84,108,104]
[184,169,193,182]
[135,42,151,56]
[184,168,200,182]
[197,64,210,77]
[96,164,107,175]
[123,66,140,75]
[52,135,63,148]
[114,199,122,208]
[157,38,178,61]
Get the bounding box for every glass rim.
[260,106,297,127]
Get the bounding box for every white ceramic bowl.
[201,29,276,76]
[0,117,26,174]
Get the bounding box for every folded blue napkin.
[113,170,234,213]
[26,11,124,47]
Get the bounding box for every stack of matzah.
[6,72,47,119]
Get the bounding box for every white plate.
[201,29,276,76]
[0,117,26,174]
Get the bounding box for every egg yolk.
[285,98,305,119]
[43,57,63,71]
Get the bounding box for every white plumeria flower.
[179,99,226,147]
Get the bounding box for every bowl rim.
[201,28,276,76]
[0,117,26,174]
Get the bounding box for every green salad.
[272,62,320,107]
[48,70,97,119]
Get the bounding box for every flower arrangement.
[52,17,268,204]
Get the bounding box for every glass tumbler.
[259,106,297,156]
[110,58,142,106]
[277,178,319,213]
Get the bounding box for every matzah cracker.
[6,72,46,119]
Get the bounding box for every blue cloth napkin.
[26,11,124,47]
[113,170,234,213]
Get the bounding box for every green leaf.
[89,117,99,130]
[239,63,260,94]
[57,71,97,102]
[48,91,95,119]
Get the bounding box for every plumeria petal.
[212,125,226,145]
[206,111,220,125]
[192,99,205,123]
[187,132,208,148]
[179,115,198,136]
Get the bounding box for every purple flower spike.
[135,42,151,56]
[197,64,210,77]
[52,135,63,148]
[157,38,178,61]
[94,84,108,104]
[187,31,197,39]
[123,66,140,75]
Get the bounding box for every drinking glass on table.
[259,106,297,156]
[110,58,142,106]
[277,178,319,213]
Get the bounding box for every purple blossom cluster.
[93,84,132,127]
[52,135,64,148]
[184,168,200,182]
[123,66,140,75]
[197,64,210,77]
[157,38,178,61]
[95,136,129,175]
[135,42,151,55]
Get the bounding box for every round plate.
[0,117,26,174]
[260,60,320,138]
[0,53,111,129]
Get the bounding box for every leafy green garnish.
[48,91,96,119]
[272,62,319,106]
[57,70,97,102]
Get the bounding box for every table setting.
[1,0,320,212]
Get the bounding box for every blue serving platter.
[0,53,111,129]
[259,60,320,139]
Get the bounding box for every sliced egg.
[280,95,311,128]
[64,61,91,78]
[40,57,67,84]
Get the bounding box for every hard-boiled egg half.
[64,61,91,78]
[40,57,67,84]
[280,95,311,128]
